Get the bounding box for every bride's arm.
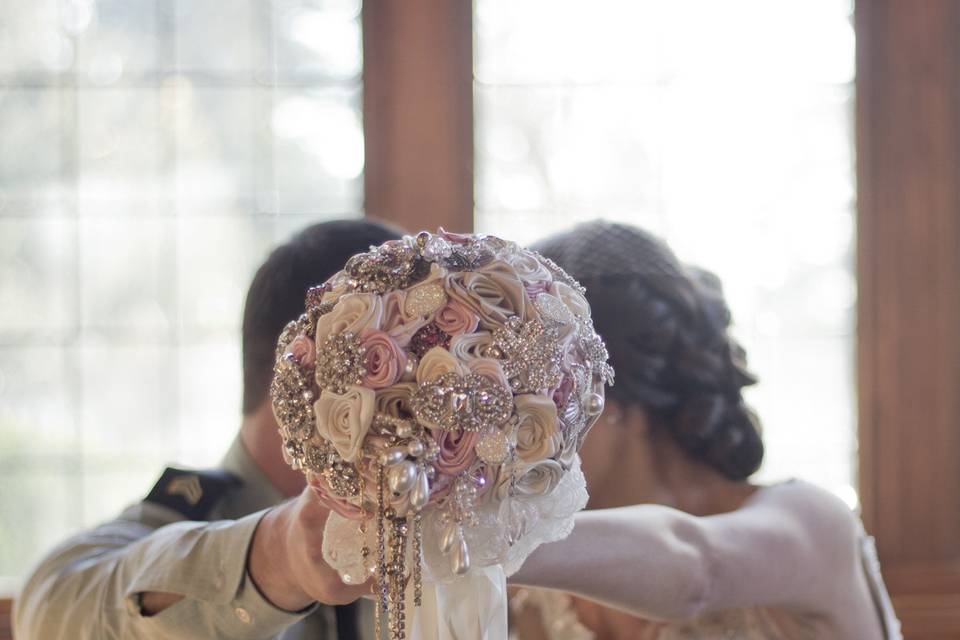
[510,480,861,621]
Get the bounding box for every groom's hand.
[248,486,371,612]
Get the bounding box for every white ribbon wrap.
[410,566,508,640]
[321,458,589,639]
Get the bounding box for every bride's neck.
[586,413,754,516]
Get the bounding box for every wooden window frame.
[856,1,960,637]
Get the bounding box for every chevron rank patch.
[145,467,241,520]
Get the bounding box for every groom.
[14,219,401,640]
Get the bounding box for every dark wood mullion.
[857,0,960,636]
[361,0,475,234]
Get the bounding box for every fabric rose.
[314,385,376,462]
[551,281,590,320]
[416,346,465,383]
[449,331,494,363]
[439,229,474,245]
[360,329,407,389]
[445,260,527,327]
[524,280,551,299]
[508,249,554,285]
[514,394,560,462]
[320,272,352,305]
[284,335,316,367]
[513,459,564,498]
[315,292,383,342]
[550,372,576,412]
[434,299,480,336]
[308,474,365,520]
[467,358,510,390]
[375,383,418,419]
[470,461,502,504]
[555,432,580,471]
[433,429,480,475]
[381,290,406,333]
[381,290,431,347]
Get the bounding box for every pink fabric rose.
[434,299,480,336]
[433,429,480,475]
[285,335,316,367]
[439,228,474,245]
[308,474,365,521]
[524,280,551,299]
[550,372,575,413]
[360,329,407,389]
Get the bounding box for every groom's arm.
[13,503,314,640]
[15,485,371,640]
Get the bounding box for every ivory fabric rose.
[416,346,465,383]
[285,335,316,367]
[514,393,560,462]
[449,331,494,363]
[445,260,527,327]
[375,383,418,419]
[315,292,383,342]
[509,249,554,285]
[467,357,510,390]
[433,429,480,475]
[551,282,590,320]
[381,290,431,347]
[513,459,564,498]
[314,385,376,462]
[360,329,407,389]
[434,299,480,336]
[381,290,406,333]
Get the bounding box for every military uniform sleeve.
[15,501,316,639]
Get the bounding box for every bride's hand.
[248,486,371,612]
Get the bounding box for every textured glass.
[79,218,175,335]
[0,89,71,209]
[0,347,77,456]
[1,0,363,584]
[0,218,76,336]
[476,0,857,501]
[177,216,275,331]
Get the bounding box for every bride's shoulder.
[747,479,863,556]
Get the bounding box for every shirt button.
[213,572,225,590]
[234,607,252,624]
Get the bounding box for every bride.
[508,221,901,639]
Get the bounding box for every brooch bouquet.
[271,230,613,639]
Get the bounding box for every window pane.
[475,0,857,501]
[1,0,363,584]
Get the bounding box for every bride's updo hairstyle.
[533,221,763,480]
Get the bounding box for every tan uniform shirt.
[14,436,375,639]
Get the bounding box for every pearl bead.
[586,392,605,416]
[407,440,425,457]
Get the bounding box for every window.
[475,0,857,500]
[0,0,363,586]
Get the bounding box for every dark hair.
[241,218,403,414]
[533,221,764,480]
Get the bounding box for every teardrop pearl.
[387,460,417,494]
[451,536,471,575]
[380,448,406,466]
[439,521,459,554]
[410,468,430,509]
